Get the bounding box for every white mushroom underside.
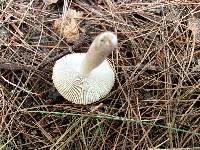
[52,53,115,104]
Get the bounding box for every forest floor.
[0,0,200,149]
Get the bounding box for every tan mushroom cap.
[52,53,115,104]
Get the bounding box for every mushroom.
[52,31,118,105]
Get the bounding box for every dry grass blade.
[50,103,103,150]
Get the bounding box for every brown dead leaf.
[155,51,166,66]
[53,9,84,43]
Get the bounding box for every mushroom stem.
[79,44,108,77]
[79,32,117,77]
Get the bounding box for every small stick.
[0,63,34,71]
[0,33,87,71]
[10,23,24,37]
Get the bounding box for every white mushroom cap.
[52,31,117,105]
[52,53,115,104]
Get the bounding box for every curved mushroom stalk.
[79,31,118,77]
